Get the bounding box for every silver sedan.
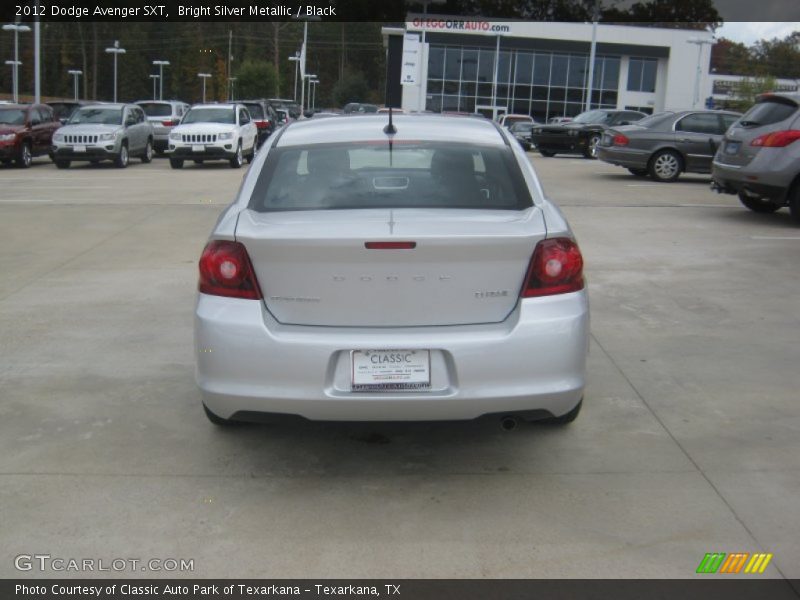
[194,115,589,427]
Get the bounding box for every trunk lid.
[235,207,546,327]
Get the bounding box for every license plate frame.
[192,144,205,152]
[73,145,86,153]
[724,141,741,155]
[351,349,431,392]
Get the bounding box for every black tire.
[789,184,800,224]
[539,149,556,157]
[169,158,184,169]
[584,133,601,159]
[114,142,129,169]
[203,404,238,427]
[54,160,71,169]
[141,139,153,163]
[1,158,12,166]
[648,149,682,182]
[245,146,255,164]
[738,192,782,214]
[229,142,243,169]
[16,141,32,168]
[536,398,583,425]
[628,168,648,177]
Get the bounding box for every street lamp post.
[228,77,237,101]
[104,40,126,102]
[288,52,300,101]
[152,60,169,100]
[688,37,716,109]
[197,73,211,103]
[68,69,82,101]
[304,74,316,115]
[149,74,159,101]
[310,79,319,112]
[3,23,31,102]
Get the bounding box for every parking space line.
[749,236,800,240]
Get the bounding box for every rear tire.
[539,150,556,157]
[54,160,71,169]
[536,398,583,425]
[16,142,32,168]
[141,139,153,163]
[738,192,782,214]
[169,158,184,169]
[649,149,682,182]
[203,404,238,427]
[584,133,601,159]
[628,168,648,177]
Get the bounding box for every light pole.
[3,23,31,102]
[490,34,503,121]
[105,40,126,102]
[197,73,211,103]
[304,74,316,115]
[310,79,319,112]
[68,69,82,101]
[288,52,300,101]
[149,74,159,101]
[584,0,600,112]
[228,77,237,101]
[152,60,169,100]
[688,37,715,109]
[5,60,20,100]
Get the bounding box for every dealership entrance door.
[475,105,507,121]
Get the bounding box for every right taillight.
[750,130,800,148]
[521,238,584,298]
[612,133,629,146]
[198,240,262,300]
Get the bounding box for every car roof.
[0,103,30,110]
[191,103,236,109]
[276,114,506,148]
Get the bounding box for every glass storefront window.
[445,47,462,80]
[428,47,444,80]
[477,48,494,82]
[516,53,533,85]
[461,49,478,81]
[551,55,568,87]
[627,58,656,93]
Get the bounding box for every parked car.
[274,108,293,126]
[135,100,190,155]
[167,103,257,169]
[343,102,379,114]
[240,99,279,147]
[47,100,92,125]
[268,98,301,119]
[51,103,154,169]
[532,109,646,158]
[0,103,61,168]
[548,117,573,124]
[498,114,534,129]
[597,109,741,182]
[194,114,588,427]
[509,121,534,150]
[712,93,800,221]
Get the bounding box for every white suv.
[168,103,257,169]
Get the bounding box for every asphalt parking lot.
[1,152,798,580]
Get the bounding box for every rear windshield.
[69,108,122,125]
[634,111,675,128]
[182,108,235,124]
[573,110,612,124]
[243,103,264,118]
[138,103,172,117]
[510,122,533,133]
[740,98,798,128]
[250,142,533,212]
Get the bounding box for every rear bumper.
[712,154,797,203]
[596,146,650,169]
[195,291,589,422]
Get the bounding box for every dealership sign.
[407,17,512,36]
[401,33,421,85]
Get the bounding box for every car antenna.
[383,106,397,135]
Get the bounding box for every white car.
[168,103,257,169]
[195,115,589,428]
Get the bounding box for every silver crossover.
[195,115,589,426]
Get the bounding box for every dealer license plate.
[351,349,430,392]
[192,144,205,152]
[725,141,740,155]
[74,145,86,153]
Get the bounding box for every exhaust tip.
[500,416,518,431]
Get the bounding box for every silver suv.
[51,103,154,169]
[135,100,190,155]
[712,93,800,222]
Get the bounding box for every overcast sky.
[716,22,800,45]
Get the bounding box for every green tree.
[235,60,279,100]
[729,76,777,112]
[332,70,370,106]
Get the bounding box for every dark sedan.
[509,121,534,151]
[596,110,742,182]
[530,109,646,159]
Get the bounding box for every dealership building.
[383,18,715,121]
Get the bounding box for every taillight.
[750,130,800,148]
[365,241,416,249]
[198,240,262,300]
[255,120,268,129]
[521,238,584,298]
[161,119,178,127]
[612,133,629,146]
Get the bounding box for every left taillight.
[198,240,262,300]
[520,238,584,298]
[161,119,178,127]
[612,133,629,146]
